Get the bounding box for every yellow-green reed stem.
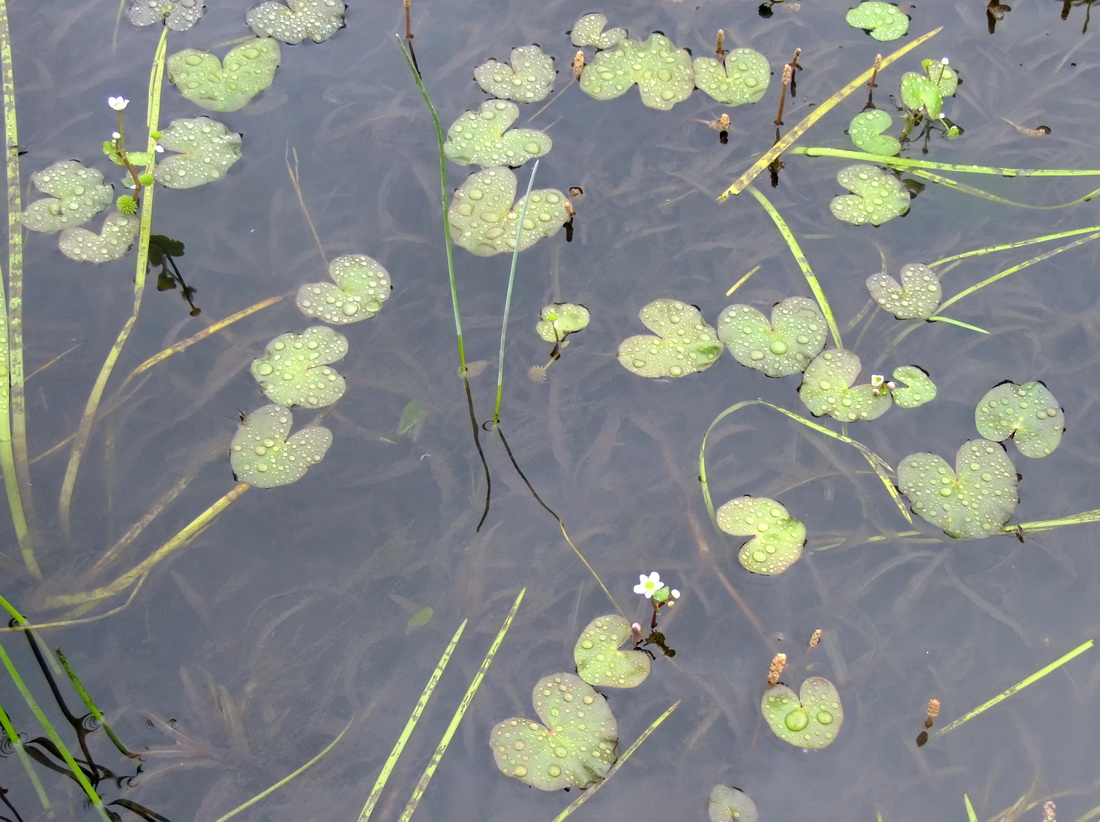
[553,700,680,821]
[492,160,538,426]
[58,26,168,543]
[909,168,1100,209]
[398,588,525,821]
[928,224,1100,268]
[215,718,352,822]
[931,639,1094,739]
[718,27,942,199]
[788,145,1100,178]
[55,648,137,758]
[0,639,111,819]
[963,794,979,822]
[0,0,36,577]
[395,34,466,373]
[358,620,468,821]
[744,184,841,349]
[43,482,249,610]
[932,231,1100,318]
[699,400,910,530]
[1005,508,1100,534]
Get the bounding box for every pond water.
[4,1,1100,820]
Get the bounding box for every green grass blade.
[552,700,681,821]
[358,619,468,821]
[57,24,169,544]
[394,34,466,373]
[492,159,539,425]
[719,27,942,199]
[926,316,989,334]
[963,793,979,822]
[0,697,52,811]
[910,168,1100,209]
[55,648,137,758]
[214,718,352,822]
[789,145,1100,178]
[1007,509,1100,534]
[927,225,1100,268]
[744,184,841,348]
[931,639,1094,739]
[398,588,525,821]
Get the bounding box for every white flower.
[670,589,681,599]
[111,131,121,140]
[634,571,663,599]
[108,96,129,111]
[154,145,164,153]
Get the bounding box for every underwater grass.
[57,24,169,544]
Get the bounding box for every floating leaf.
[230,403,333,488]
[717,296,827,378]
[898,439,1019,539]
[154,117,242,189]
[920,58,959,96]
[23,160,113,233]
[250,326,348,409]
[168,38,281,113]
[900,72,943,118]
[891,365,936,409]
[570,13,626,50]
[829,164,910,226]
[866,262,941,319]
[848,110,901,156]
[448,167,569,256]
[716,496,806,576]
[709,786,760,822]
[975,381,1064,458]
[490,673,618,791]
[617,299,722,379]
[406,607,433,630]
[536,303,590,343]
[58,212,139,263]
[799,349,892,421]
[396,400,427,438]
[246,0,345,44]
[845,1,909,41]
[474,45,555,104]
[443,100,551,168]
[573,615,651,688]
[580,33,694,111]
[693,48,770,106]
[126,0,205,31]
[761,677,844,749]
[296,253,392,324]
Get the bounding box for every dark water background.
[4,0,1100,820]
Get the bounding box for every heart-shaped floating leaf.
[126,0,205,31]
[709,786,759,822]
[848,110,901,156]
[866,262,941,319]
[168,39,281,113]
[693,48,770,106]
[920,58,959,96]
[536,303,590,343]
[296,254,392,324]
[251,326,349,409]
[830,164,910,226]
[574,615,651,688]
[58,213,139,263]
[891,365,936,408]
[845,1,909,41]
[448,167,570,256]
[799,349,892,421]
[761,677,844,749]
[443,100,551,168]
[570,13,626,50]
[154,117,242,190]
[230,404,333,488]
[580,33,694,111]
[490,673,618,791]
[898,439,1018,539]
[474,45,555,104]
[246,0,345,44]
[716,296,827,378]
[975,381,1064,458]
[716,496,806,575]
[900,73,943,118]
[617,299,723,379]
[23,160,113,233]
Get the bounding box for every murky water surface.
[5,1,1100,820]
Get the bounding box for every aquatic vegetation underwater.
[2,0,1100,820]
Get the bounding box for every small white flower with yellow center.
[634,572,664,599]
[108,96,129,111]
